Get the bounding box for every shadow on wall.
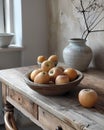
[92,47,104,70]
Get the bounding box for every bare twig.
[90,16,104,31]
[80,0,89,32]
[88,9,103,29]
[72,0,104,39]
[91,30,104,32]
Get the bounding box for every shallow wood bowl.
[24,70,84,96]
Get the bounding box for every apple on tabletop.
[78,89,98,108]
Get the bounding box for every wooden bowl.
[24,70,84,96]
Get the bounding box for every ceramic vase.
[63,38,93,71]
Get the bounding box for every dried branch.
[90,16,104,30]
[72,0,104,40]
[80,0,89,32]
[88,9,103,29]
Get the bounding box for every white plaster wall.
[47,0,104,70]
[21,0,49,66]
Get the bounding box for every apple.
[48,67,64,81]
[37,55,47,65]
[55,75,69,85]
[34,71,50,84]
[30,68,42,81]
[48,55,58,66]
[41,60,55,72]
[78,89,98,108]
[64,68,78,81]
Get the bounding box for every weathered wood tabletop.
[0,65,104,130]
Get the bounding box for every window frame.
[0,0,22,47]
[0,0,5,32]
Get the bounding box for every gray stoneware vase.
[63,38,93,71]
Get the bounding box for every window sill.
[0,46,23,52]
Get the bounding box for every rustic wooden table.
[0,65,104,130]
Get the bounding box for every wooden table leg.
[4,101,18,130]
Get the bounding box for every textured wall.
[21,0,48,66]
[47,0,104,70]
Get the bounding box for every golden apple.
[34,71,50,84]
[55,75,69,85]
[48,55,58,66]
[64,68,78,81]
[37,55,47,65]
[30,68,42,81]
[48,67,64,81]
[41,60,55,72]
[78,89,98,108]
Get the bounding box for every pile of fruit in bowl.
[24,55,84,96]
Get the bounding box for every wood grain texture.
[39,107,75,130]
[8,88,38,119]
[0,65,104,130]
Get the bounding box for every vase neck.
[70,38,86,43]
[69,38,86,45]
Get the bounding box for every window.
[0,0,22,47]
[0,0,5,32]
